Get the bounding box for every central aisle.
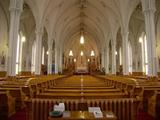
[54,75,107,87]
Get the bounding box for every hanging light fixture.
[80,51,84,56]
[69,50,73,56]
[80,25,85,45]
[80,34,84,44]
[115,51,118,55]
[91,50,95,56]
[74,58,76,62]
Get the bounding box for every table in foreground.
[48,111,117,120]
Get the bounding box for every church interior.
[0,0,160,120]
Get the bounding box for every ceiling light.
[80,35,84,44]
[80,51,84,56]
[69,50,73,56]
[115,51,117,55]
[91,50,95,56]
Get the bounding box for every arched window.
[139,33,148,75]
[119,47,122,65]
[42,47,45,65]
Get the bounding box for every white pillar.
[101,49,105,69]
[26,43,32,71]
[112,42,116,74]
[122,31,129,75]
[103,48,106,73]
[135,54,138,72]
[104,47,109,74]
[35,27,43,75]
[59,48,63,73]
[47,39,53,74]
[8,0,23,76]
[55,46,59,74]
[26,51,30,71]
[141,0,157,76]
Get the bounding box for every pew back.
[26,98,139,120]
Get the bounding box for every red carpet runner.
[137,112,155,120]
[8,108,26,120]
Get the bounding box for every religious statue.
[0,51,5,65]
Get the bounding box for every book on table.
[88,107,103,118]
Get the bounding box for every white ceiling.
[24,0,140,52]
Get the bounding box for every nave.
[1,74,159,120]
[1,0,160,120]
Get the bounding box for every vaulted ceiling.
[23,0,140,54]
[3,0,160,53]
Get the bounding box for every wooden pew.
[21,86,36,98]
[94,74,160,120]
[49,86,114,89]
[142,89,160,120]
[0,71,7,78]
[36,92,129,99]
[0,91,15,119]
[0,88,24,111]
[25,98,139,120]
[18,71,32,77]
[0,77,6,81]
[43,88,121,93]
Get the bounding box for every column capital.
[111,40,116,46]
[35,27,43,36]
[141,0,156,13]
[48,38,53,48]
[9,0,23,12]
[121,31,129,37]
[101,49,105,54]
[104,45,109,52]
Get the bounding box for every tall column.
[141,0,157,76]
[55,45,59,74]
[26,42,32,71]
[47,39,53,74]
[112,41,116,74]
[101,49,105,69]
[8,0,23,76]
[135,54,138,72]
[25,51,31,71]
[35,27,43,75]
[58,47,63,73]
[104,47,109,74]
[122,31,129,75]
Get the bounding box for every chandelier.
[69,50,73,56]
[80,34,84,44]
